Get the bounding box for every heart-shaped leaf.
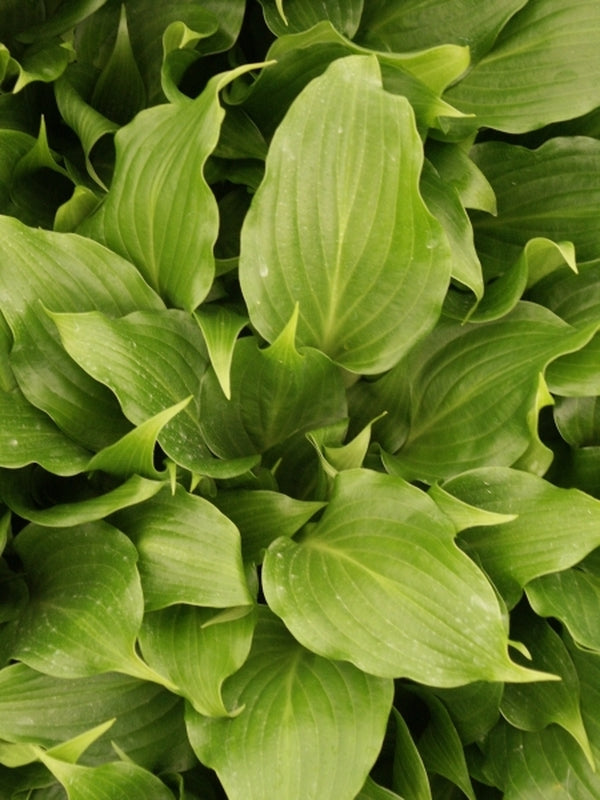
[263,469,551,684]
[240,54,452,374]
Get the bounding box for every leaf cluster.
[2,1,600,798]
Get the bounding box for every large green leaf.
[139,605,256,716]
[0,663,193,771]
[0,216,163,451]
[442,467,600,604]
[186,607,393,800]
[445,0,600,133]
[112,486,252,610]
[357,0,527,63]
[263,469,551,684]
[11,522,154,680]
[240,54,452,375]
[81,64,259,310]
[470,138,600,280]
[378,303,593,482]
[51,309,257,478]
[392,708,431,800]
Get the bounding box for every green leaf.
[442,467,600,604]
[240,54,452,374]
[240,22,469,138]
[212,489,325,564]
[530,262,600,396]
[87,398,191,480]
[414,691,476,800]
[138,605,256,716]
[478,719,600,800]
[51,308,257,478]
[259,0,364,38]
[112,486,252,610]
[0,663,193,771]
[379,303,592,482]
[263,469,552,684]
[18,0,110,43]
[90,5,146,125]
[431,682,503,745]
[356,776,404,800]
[471,137,600,280]
[0,385,90,476]
[0,216,163,451]
[185,607,393,800]
[194,305,247,400]
[81,63,262,310]
[500,610,593,767]
[420,159,483,304]
[0,469,165,527]
[392,709,432,800]
[527,565,600,652]
[45,719,116,765]
[445,1,600,133]
[40,753,176,800]
[357,0,527,64]
[200,311,347,457]
[426,141,497,215]
[11,522,151,679]
[10,39,74,94]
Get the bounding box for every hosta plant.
[2,1,600,798]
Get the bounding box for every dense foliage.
[2,1,600,797]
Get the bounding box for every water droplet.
[8,438,18,447]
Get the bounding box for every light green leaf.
[139,605,256,716]
[527,565,600,653]
[0,469,165,527]
[445,1,600,133]
[87,398,191,480]
[194,305,247,399]
[186,607,393,800]
[10,39,74,94]
[113,486,252,610]
[212,489,325,564]
[51,308,257,478]
[11,522,151,679]
[0,216,163,451]
[81,63,262,310]
[0,663,193,770]
[46,720,116,765]
[160,19,219,104]
[54,186,102,233]
[40,752,175,800]
[356,776,404,800]
[500,611,593,767]
[568,643,600,768]
[380,303,592,482]
[471,137,600,280]
[428,483,517,532]
[263,469,552,684]
[0,385,90,476]
[442,467,600,604]
[200,311,347,457]
[392,709,431,800]
[259,0,364,38]
[357,0,527,64]
[554,397,600,448]
[240,55,452,374]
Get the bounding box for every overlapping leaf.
[240,54,452,374]
[263,469,551,684]
[445,0,600,132]
[186,608,393,800]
